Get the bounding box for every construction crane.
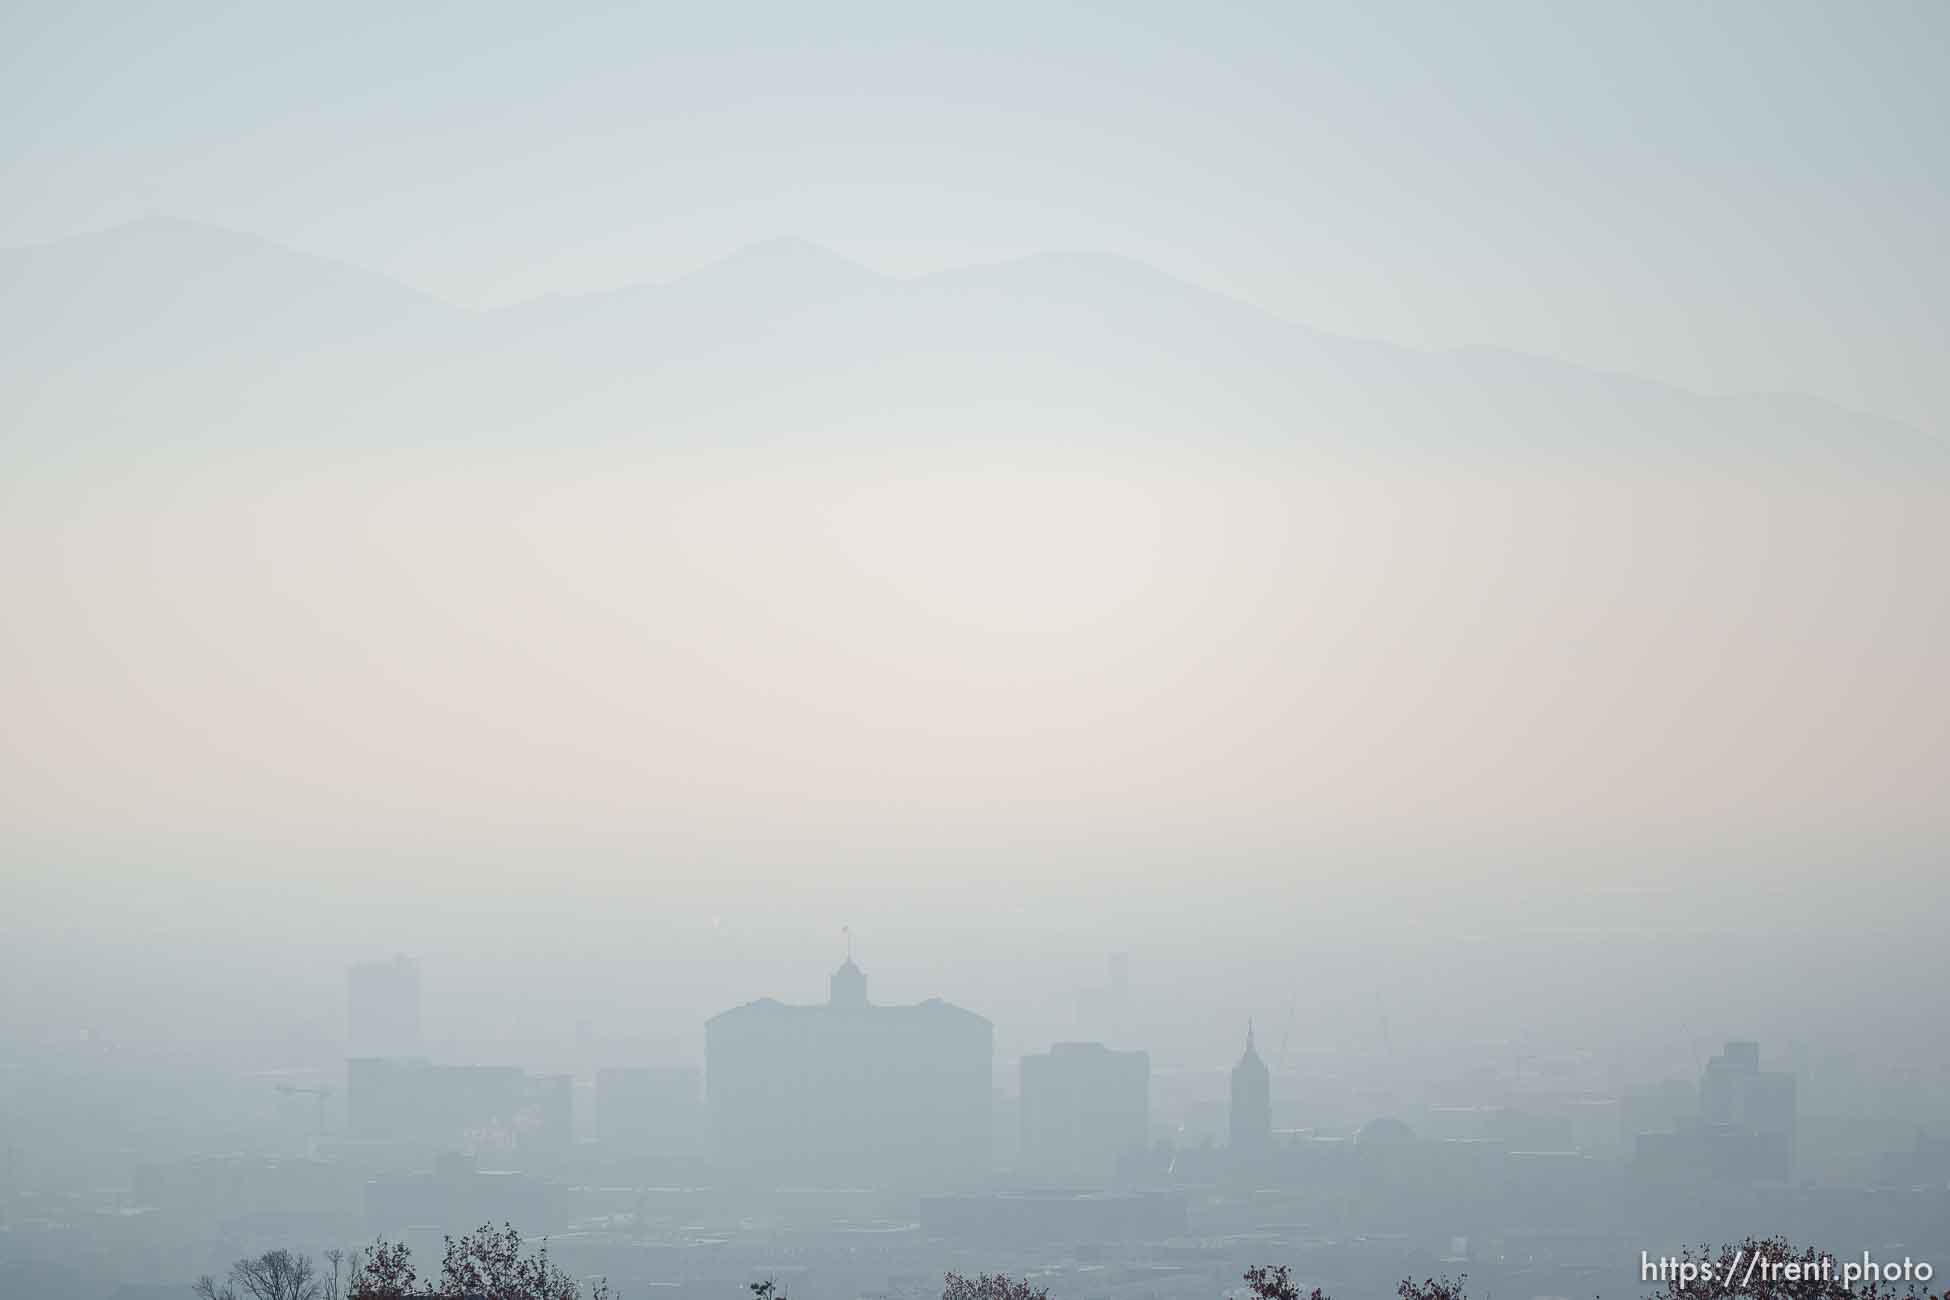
[273,1083,333,1137]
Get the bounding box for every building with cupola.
[704,949,992,1188]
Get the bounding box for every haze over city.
[1,5,1945,1300]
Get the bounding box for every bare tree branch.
[228,1249,322,1300]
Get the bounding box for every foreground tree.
[345,1222,607,1300]
[1242,1265,1328,1300]
[943,1273,1052,1300]
[322,1249,353,1300]
[1398,1276,1467,1300]
[438,1221,604,1300]
[345,1239,419,1300]
[193,1249,322,1300]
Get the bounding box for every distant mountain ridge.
[0,217,1935,463]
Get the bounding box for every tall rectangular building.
[1019,1041,1149,1184]
[1696,1039,1797,1181]
[347,955,421,1060]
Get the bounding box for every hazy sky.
[4,446,1943,888]
[3,1,1945,429]
[4,3,1947,1069]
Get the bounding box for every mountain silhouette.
[1,216,458,363]
[1,218,1934,465]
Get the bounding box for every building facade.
[705,958,993,1188]
[1018,1041,1149,1184]
[346,955,422,1060]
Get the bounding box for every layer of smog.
[2,6,1945,1300]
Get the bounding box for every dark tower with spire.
[1229,1022,1272,1153]
[829,928,868,1008]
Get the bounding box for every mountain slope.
[0,220,1936,467]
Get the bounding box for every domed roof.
[1356,1116,1417,1146]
